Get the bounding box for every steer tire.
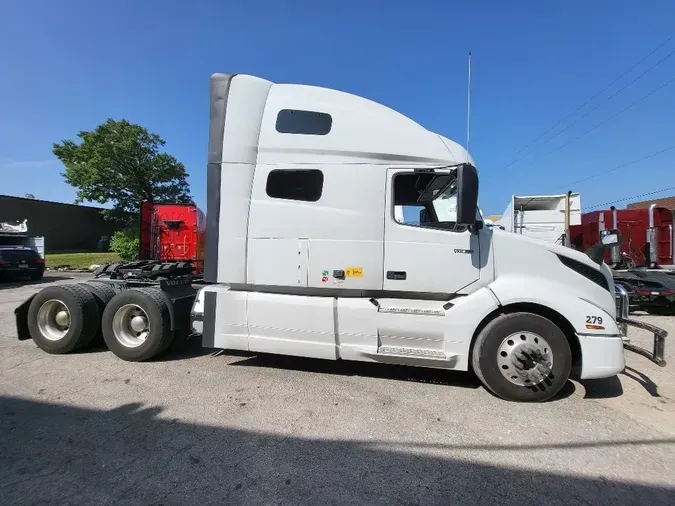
[101,288,174,362]
[27,284,100,354]
[471,312,572,402]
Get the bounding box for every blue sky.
[1,0,674,216]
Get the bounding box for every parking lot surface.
[2,273,675,504]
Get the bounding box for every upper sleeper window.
[275,109,332,135]
[266,169,324,202]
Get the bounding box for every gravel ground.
[1,273,675,505]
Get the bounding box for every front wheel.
[471,312,572,402]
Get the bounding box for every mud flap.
[158,278,197,332]
[14,295,35,341]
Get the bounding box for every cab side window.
[392,172,466,232]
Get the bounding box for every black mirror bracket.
[456,163,479,226]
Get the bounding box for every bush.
[109,229,139,261]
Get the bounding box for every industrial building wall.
[628,196,675,210]
[0,195,121,252]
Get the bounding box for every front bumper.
[616,283,667,367]
[618,317,667,367]
[0,266,43,276]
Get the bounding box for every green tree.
[109,229,140,261]
[53,119,192,223]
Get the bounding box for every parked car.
[0,246,45,281]
[613,270,675,315]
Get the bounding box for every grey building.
[0,195,121,252]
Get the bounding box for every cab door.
[383,168,481,295]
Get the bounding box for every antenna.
[466,51,472,161]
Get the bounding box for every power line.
[512,47,675,165]
[508,48,675,169]
[506,37,675,168]
[513,75,675,172]
[585,186,675,211]
[555,145,675,190]
[511,36,673,158]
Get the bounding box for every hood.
[491,228,616,317]
[493,228,605,270]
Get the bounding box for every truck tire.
[101,288,174,361]
[80,282,119,344]
[471,312,572,402]
[27,284,100,354]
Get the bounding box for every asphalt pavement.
[1,272,674,505]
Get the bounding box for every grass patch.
[46,252,120,269]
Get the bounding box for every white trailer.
[15,73,667,402]
[495,193,581,245]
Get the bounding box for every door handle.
[386,271,407,280]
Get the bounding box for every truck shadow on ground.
[623,366,660,397]
[1,397,674,505]
[579,367,668,399]
[225,347,578,401]
[156,337,580,399]
[579,375,624,399]
[79,336,579,400]
[229,349,485,389]
[76,332,212,359]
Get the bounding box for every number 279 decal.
[586,315,603,325]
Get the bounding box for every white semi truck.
[14,73,667,402]
[494,192,581,245]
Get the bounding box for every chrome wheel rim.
[112,304,149,348]
[37,299,70,341]
[497,332,553,387]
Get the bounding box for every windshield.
[429,177,458,223]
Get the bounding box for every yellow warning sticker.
[345,267,363,278]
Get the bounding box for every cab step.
[377,345,448,360]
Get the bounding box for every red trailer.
[570,205,674,268]
[139,202,206,273]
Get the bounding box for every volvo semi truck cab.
[15,73,667,402]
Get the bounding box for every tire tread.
[60,284,100,350]
[101,288,174,361]
[471,312,571,402]
[27,284,99,354]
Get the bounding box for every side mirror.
[419,209,431,225]
[600,229,621,246]
[456,163,479,226]
[586,228,623,264]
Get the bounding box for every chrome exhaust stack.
[647,203,658,268]
[608,206,621,267]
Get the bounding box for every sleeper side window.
[266,169,324,202]
[275,109,332,135]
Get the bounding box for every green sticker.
[322,270,329,276]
